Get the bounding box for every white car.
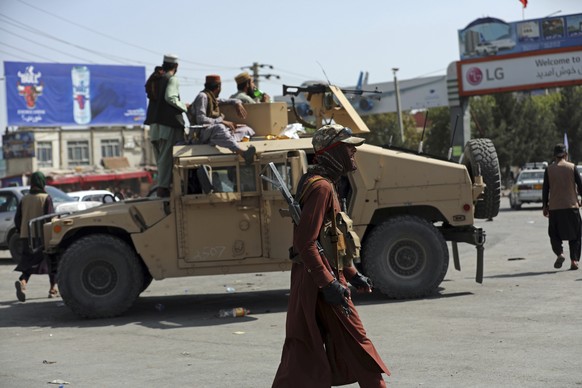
[67,189,119,203]
[509,168,545,210]
[0,185,103,263]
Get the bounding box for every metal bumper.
[27,212,68,254]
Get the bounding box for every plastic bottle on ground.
[218,307,250,318]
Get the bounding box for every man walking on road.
[542,143,582,270]
[272,124,390,387]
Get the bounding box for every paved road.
[1,198,581,387]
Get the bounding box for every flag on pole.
[564,132,569,151]
[519,0,528,8]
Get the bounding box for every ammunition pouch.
[319,211,361,270]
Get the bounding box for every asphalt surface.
[0,197,581,387]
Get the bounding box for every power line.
[0,48,27,61]
[0,13,131,64]
[0,26,96,63]
[0,42,56,62]
[276,66,320,80]
[14,0,242,71]
[241,62,280,89]
[16,0,161,56]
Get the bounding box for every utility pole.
[241,62,280,89]
[392,67,404,143]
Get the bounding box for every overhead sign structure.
[457,47,582,96]
[4,62,147,127]
[458,13,582,60]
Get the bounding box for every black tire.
[8,232,23,265]
[362,216,449,299]
[462,138,501,219]
[58,234,145,319]
[141,272,153,294]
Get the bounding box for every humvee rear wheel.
[462,138,501,219]
[58,234,144,318]
[362,216,449,299]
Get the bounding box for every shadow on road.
[485,270,559,279]
[0,283,475,330]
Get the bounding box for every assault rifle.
[260,162,351,316]
[283,84,381,97]
[260,162,301,225]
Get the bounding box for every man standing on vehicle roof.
[189,74,256,165]
[542,143,582,271]
[150,54,189,198]
[272,124,390,387]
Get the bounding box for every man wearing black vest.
[150,54,189,198]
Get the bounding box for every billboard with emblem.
[4,62,146,127]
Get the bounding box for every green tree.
[362,112,402,147]
[470,92,559,183]
[423,107,452,158]
[555,86,582,163]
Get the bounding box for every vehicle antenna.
[447,114,460,161]
[316,61,332,85]
[418,110,429,154]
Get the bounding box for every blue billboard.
[458,13,582,60]
[4,62,147,127]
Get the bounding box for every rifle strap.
[298,175,342,277]
[297,175,329,204]
[329,199,341,278]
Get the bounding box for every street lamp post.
[392,67,404,143]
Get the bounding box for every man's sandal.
[15,281,26,302]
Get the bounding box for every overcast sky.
[0,0,580,133]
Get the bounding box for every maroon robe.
[272,177,390,387]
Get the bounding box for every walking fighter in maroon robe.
[272,124,390,387]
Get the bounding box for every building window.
[101,139,121,158]
[67,140,90,166]
[37,141,53,167]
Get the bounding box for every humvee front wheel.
[58,234,144,318]
[362,216,449,299]
[462,138,501,219]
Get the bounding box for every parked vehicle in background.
[509,163,547,210]
[0,185,102,263]
[475,42,498,56]
[67,189,119,203]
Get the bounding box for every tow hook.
[474,228,486,284]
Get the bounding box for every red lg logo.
[466,67,483,86]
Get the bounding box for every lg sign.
[466,67,504,85]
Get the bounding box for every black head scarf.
[29,171,47,194]
[309,142,356,183]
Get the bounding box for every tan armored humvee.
[31,84,500,318]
